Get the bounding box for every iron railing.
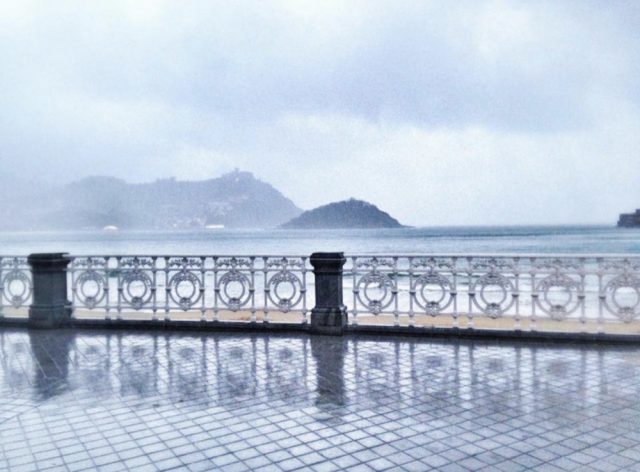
[2,253,640,336]
[0,257,32,318]
[67,255,311,323]
[345,254,640,332]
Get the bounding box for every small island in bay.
[618,209,640,227]
[280,198,405,229]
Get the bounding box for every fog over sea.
[0,225,638,256]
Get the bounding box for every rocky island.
[618,209,640,227]
[280,198,404,229]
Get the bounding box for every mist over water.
[1,226,638,255]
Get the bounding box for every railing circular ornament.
[534,274,581,321]
[603,274,640,322]
[74,270,107,309]
[218,271,252,311]
[412,272,452,315]
[356,272,394,315]
[2,269,32,308]
[470,273,515,318]
[169,271,203,311]
[267,271,302,312]
[121,270,153,310]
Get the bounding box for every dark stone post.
[28,253,72,328]
[310,252,348,335]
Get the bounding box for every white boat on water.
[102,225,119,231]
[205,224,225,230]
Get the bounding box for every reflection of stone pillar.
[310,253,348,335]
[311,337,346,407]
[29,331,74,399]
[28,253,72,328]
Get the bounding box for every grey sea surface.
[0,225,638,255]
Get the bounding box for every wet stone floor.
[1,329,640,471]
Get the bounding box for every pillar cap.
[28,253,71,265]
[28,252,69,258]
[310,252,345,260]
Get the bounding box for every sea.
[0,225,638,256]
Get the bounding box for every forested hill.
[280,199,404,229]
[0,171,302,230]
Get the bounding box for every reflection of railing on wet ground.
[0,330,632,418]
[0,331,315,407]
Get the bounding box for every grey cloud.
[0,0,639,225]
[4,1,635,130]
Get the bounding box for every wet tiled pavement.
[1,329,640,471]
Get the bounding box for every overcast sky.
[1,0,639,226]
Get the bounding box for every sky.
[1,0,639,226]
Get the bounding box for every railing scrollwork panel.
[66,255,311,324]
[166,257,205,312]
[0,257,32,314]
[599,258,640,322]
[346,254,640,332]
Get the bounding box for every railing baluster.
[452,256,458,329]
[514,257,521,331]
[393,256,399,327]
[163,256,170,322]
[301,256,308,324]
[213,256,219,322]
[579,257,586,331]
[262,256,268,323]
[200,257,206,322]
[151,256,158,321]
[529,257,537,331]
[466,256,474,330]
[352,256,358,326]
[408,256,415,328]
[105,257,112,320]
[597,257,604,334]
[116,256,123,320]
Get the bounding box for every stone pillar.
[28,253,72,328]
[310,252,348,335]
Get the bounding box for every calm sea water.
[0,225,638,255]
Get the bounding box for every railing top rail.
[2,253,639,259]
[67,254,310,259]
[346,253,640,259]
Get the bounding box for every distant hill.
[280,199,404,229]
[0,170,302,230]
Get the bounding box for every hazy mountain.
[280,198,404,229]
[0,171,302,230]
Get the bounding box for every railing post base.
[310,252,348,335]
[28,253,72,329]
[310,307,348,335]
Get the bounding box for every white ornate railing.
[3,253,640,336]
[68,255,311,323]
[0,257,32,318]
[345,255,640,332]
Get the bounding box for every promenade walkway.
[1,328,640,471]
